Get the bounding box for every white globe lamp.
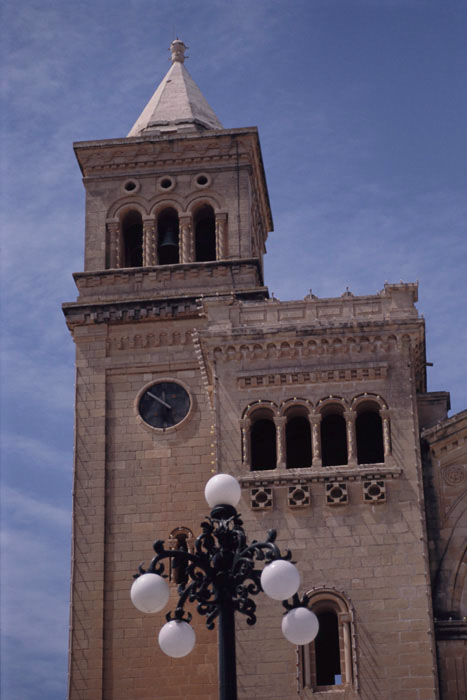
[204,473,241,508]
[158,620,196,658]
[130,573,170,613]
[282,606,319,645]
[260,560,300,601]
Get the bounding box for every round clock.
[138,381,191,430]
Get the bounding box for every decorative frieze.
[107,329,194,353]
[237,366,388,388]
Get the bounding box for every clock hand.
[147,391,172,410]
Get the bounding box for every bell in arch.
[157,212,180,265]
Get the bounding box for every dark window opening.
[157,208,179,265]
[316,611,341,686]
[251,419,276,470]
[122,210,143,267]
[286,416,312,468]
[194,205,216,262]
[356,410,384,464]
[321,413,347,467]
[170,532,189,586]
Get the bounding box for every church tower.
[65,40,464,700]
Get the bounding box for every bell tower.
[63,39,273,700]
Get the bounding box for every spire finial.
[170,39,188,64]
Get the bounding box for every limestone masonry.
[63,40,466,700]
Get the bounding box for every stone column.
[311,415,322,468]
[179,215,193,264]
[240,418,251,468]
[215,212,228,260]
[380,409,391,458]
[274,416,287,469]
[345,411,358,466]
[339,612,353,684]
[143,219,157,266]
[107,221,120,269]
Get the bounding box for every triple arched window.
[242,395,390,471]
[109,203,226,269]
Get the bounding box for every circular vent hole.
[124,181,137,192]
[256,491,269,503]
[196,174,208,186]
[160,178,173,189]
[330,487,343,500]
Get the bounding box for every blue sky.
[1,1,466,698]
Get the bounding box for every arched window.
[157,208,179,265]
[194,204,216,262]
[302,590,356,692]
[321,409,348,467]
[251,414,277,471]
[121,210,143,267]
[286,412,312,468]
[356,405,384,465]
[315,610,341,686]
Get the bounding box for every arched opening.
[194,204,216,262]
[251,417,277,470]
[157,208,179,265]
[302,590,356,692]
[169,528,193,586]
[356,408,384,464]
[321,410,348,467]
[315,610,342,686]
[121,210,143,267]
[286,414,312,468]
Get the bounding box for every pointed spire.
[127,39,223,137]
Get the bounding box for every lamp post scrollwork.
[131,474,319,700]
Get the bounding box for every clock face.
[138,381,191,429]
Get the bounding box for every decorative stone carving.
[326,482,348,505]
[143,221,157,266]
[215,214,227,260]
[250,486,273,510]
[363,480,386,503]
[287,485,311,509]
[179,217,193,264]
[442,464,466,487]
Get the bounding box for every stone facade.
[64,42,466,700]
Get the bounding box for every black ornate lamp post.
[131,474,319,700]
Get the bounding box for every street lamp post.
[131,474,319,700]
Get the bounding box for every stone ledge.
[238,465,402,487]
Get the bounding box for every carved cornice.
[73,258,265,301]
[62,296,201,330]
